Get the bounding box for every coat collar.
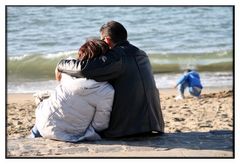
[114,40,129,48]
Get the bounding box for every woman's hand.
[55,66,62,81]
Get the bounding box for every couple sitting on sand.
[29,21,165,142]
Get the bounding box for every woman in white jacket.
[30,39,114,142]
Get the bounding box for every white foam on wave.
[43,50,77,59]
[8,54,31,60]
[154,72,233,89]
[8,50,78,60]
[8,80,57,93]
[7,72,233,93]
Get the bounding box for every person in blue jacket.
[174,69,203,100]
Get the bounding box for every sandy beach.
[6,87,233,157]
[7,87,233,138]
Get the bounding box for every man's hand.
[55,67,62,81]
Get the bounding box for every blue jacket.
[177,71,203,89]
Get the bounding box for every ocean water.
[7,6,233,93]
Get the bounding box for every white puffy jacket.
[35,74,114,142]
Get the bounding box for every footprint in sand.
[174,118,185,122]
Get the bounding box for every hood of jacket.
[60,73,108,96]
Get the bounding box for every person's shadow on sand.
[84,130,233,152]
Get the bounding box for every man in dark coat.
[57,21,164,138]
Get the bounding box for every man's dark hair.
[186,69,192,73]
[100,20,128,44]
